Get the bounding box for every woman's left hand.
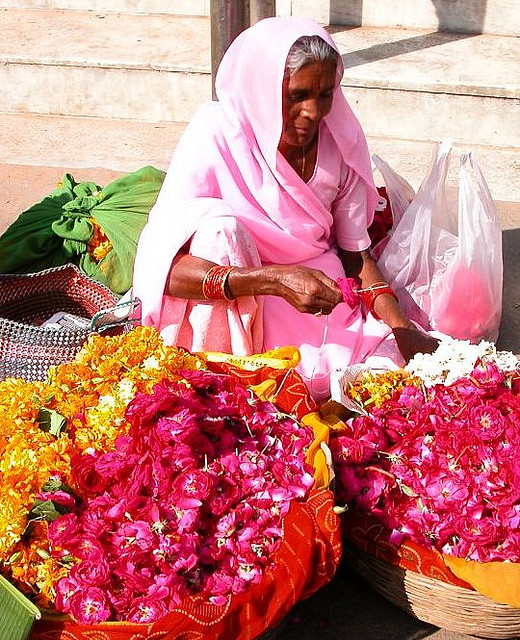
[392,323,440,363]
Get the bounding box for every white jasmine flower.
[405,336,519,386]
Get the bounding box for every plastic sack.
[369,155,416,260]
[372,154,415,228]
[0,166,165,295]
[377,142,503,342]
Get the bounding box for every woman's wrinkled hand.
[270,265,342,315]
[392,324,440,363]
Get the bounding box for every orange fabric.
[206,359,318,421]
[31,489,341,640]
[345,511,520,607]
[343,510,471,589]
[443,555,520,608]
[202,346,301,371]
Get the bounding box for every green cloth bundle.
[0,166,165,294]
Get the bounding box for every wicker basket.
[344,545,520,639]
[0,264,133,382]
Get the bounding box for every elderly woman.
[133,16,437,400]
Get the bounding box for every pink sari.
[133,16,403,400]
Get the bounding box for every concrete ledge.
[0,0,209,15]
[3,0,518,37]
[327,0,520,36]
[334,27,520,100]
[0,113,185,172]
[0,10,210,71]
[367,136,520,205]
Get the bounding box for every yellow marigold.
[45,327,206,453]
[87,217,113,262]
[346,369,423,409]
[6,522,68,606]
[0,378,44,447]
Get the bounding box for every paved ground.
[1,163,519,640]
[280,560,479,640]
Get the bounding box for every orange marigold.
[87,217,113,262]
[346,369,423,410]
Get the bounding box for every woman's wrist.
[376,297,414,330]
[227,266,277,299]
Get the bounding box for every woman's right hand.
[265,265,342,315]
[168,257,342,315]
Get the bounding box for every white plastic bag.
[377,141,503,343]
[372,153,416,227]
[370,154,416,260]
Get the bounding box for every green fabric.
[0,166,165,294]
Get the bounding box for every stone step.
[287,0,519,36]
[0,9,212,123]
[2,10,517,142]
[335,27,519,152]
[0,113,186,175]
[0,113,517,210]
[0,0,208,15]
[0,9,518,202]
[3,0,518,36]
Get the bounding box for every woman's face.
[279,59,337,150]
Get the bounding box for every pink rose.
[468,404,507,441]
[171,469,215,509]
[68,586,112,624]
[70,558,111,586]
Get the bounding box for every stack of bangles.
[356,281,398,321]
[202,265,235,301]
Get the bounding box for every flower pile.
[0,327,204,608]
[331,341,520,564]
[0,326,315,623]
[48,371,314,623]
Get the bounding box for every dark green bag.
[0,166,165,294]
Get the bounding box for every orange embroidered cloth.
[206,355,318,421]
[344,510,520,609]
[343,510,471,588]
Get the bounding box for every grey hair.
[285,35,339,75]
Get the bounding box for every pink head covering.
[134,16,378,330]
[215,16,377,198]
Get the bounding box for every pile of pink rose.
[0,326,340,639]
[329,336,520,605]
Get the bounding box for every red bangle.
[202,265,235,300]
[358,282,398,321]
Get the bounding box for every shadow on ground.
[278,557,440,640]
[497,228,520,354]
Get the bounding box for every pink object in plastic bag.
[431,263,499,341]
[377,142,503,343]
